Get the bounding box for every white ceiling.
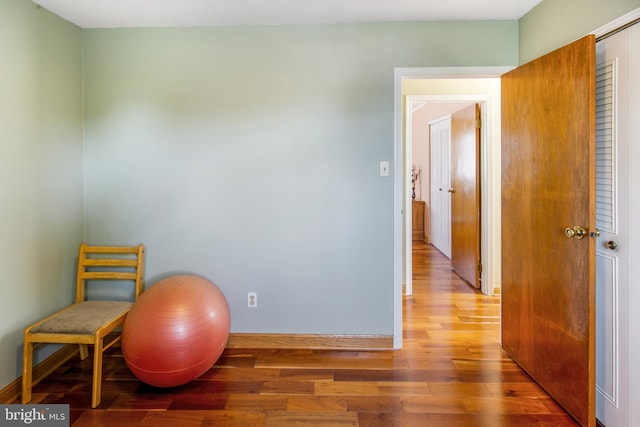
[32,0,543,29]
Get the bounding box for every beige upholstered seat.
[22,244,145,408]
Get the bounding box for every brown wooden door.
[450,104,480,288]
[501,35,596,427]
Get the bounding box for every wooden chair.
[22,243,145,408]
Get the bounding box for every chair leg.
[79,344,89,360]
[91,338,104,408]
[21,338,33,404]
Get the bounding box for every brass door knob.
[606,240,618,250]
[447,188,456,193]
[565,226,587,239]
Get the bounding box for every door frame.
[393,67,511,348]
[406,96,488,293]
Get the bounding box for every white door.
[430,116,451,258]
[594,23,638,427]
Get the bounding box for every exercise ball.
[122,274,230,387]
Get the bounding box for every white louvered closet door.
[594,24,634,427]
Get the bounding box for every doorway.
[392,68,510,348]
[409,102,482,289]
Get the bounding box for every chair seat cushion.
[30,301,133,335]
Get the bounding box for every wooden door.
[450,104,480,288]
[501,35,596,427]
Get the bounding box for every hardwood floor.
[18,241,578,426]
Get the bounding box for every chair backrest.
[75,244,145,304]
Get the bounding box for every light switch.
[379,161,390,177]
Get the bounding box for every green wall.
[0,0,83,391]
[520,0,640,63]
[81,21,517,337]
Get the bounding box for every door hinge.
[476,119,482,129]
[477,263,483,273]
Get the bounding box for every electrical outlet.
[248,292,257,308]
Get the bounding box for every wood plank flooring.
[18,241,578,426]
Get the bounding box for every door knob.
[565,226,586,240]
[606,240,618,250]
[447,188,456,193]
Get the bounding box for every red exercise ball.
[122,274,230,387]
